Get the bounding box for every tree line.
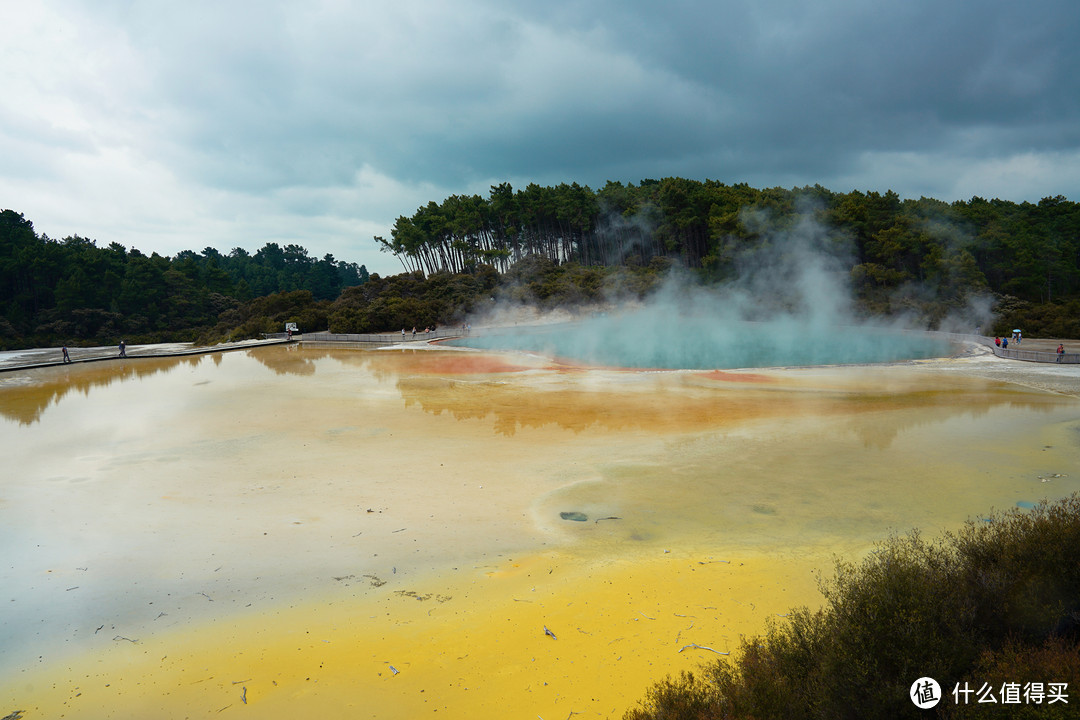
[0,208,367,348]
[4,178,1080,349]
[378,179,1080,318]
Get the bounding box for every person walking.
[62,345,71,363]
[1058,344,1065,363]
[118,340,127,357]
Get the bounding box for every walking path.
[0,338,291,373]
[1,333,1077,373]
[986,336,1077,363]
[272,329,462,345]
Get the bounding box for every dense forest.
[379,179,1080,307]
[370,180,1080,337]
[3,178,1080,349]
[0,208,367,348]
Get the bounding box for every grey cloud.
[3,0,1079,274]
[92,0,1080,194]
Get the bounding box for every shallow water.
[445,315,953,368]
[1,345,1078,718]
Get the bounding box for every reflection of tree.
[246,345,332,376]
[337,348,545,382]
[394,378,793,437]
[839,386,1069,450]
[0,356,200,425]
[395,374,1068,442]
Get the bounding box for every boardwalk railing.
[992,347,1078,363]
[919,332,1079,364]
[265,329,462,344]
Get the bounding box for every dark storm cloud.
[488,0,1080,190]
[2,0,1079,274]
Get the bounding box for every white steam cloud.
[464,202,984,369]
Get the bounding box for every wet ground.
[0,338,289,371]
[1,341,1079,719]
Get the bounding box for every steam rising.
[459,205,967,369]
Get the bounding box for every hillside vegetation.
[3,180,1079,348]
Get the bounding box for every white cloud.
[1,0,1078,277]
[834,147,1080,203]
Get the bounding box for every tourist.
[118,340,127,357]
[995,337,1000,347]
[1058,344,1065,363]
[1002,337,1008,350]
[62,345,71,363]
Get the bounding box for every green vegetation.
[326,267,499,334]
[0,209,366,349]
[194,290,331,345]
[625,495,1080,720]
[379,181,1080,336]
[3,180,1080,348]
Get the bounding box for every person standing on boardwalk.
[1058,344,1065,363]
[1002,337,1008,350]
[62,345,71,363]
[118,340,127,357]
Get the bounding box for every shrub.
[625,495,1080,720]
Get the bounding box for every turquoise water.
[447,313,953,369]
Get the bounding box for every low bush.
[625,495,1080,720]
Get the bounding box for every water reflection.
[320,348,1069,446]
[2,343,1079,716]
[391,368,1066,442]
[0,345,350,425]
[247,344,321,375]
[0,355,209,425]
[3,345,1072,447]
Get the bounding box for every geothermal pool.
[1,344,1079,719]
[445,314,953,369]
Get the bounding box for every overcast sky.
[3,0,1079,276]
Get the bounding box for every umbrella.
[1013,329,1021,333]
